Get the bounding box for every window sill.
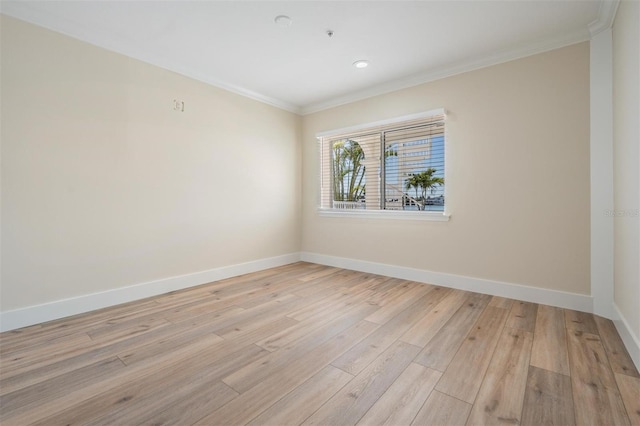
[317,208,450,222]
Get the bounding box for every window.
[317,109,448,220]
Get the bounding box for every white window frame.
[316,108,450,222]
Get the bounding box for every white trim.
[301,30,590,115]
[588,0,621,37]
[0,253,300,332]
[0,2,601,117]
[315,109,446,139]
[590,29,615,319]
[318,208,450,222]
[316,109,448,219]
[5,252,635,368]
[0,5,301,114]
[300,252,593,312]
[613,304,640,372]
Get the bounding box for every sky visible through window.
[385,135,444,211]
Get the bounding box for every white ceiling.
[1,1,613,114]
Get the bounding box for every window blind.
[319,111,445,212]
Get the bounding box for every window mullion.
[381,131,387,210]
[319,111,446,215]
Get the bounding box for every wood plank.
[227,292,305,322]
[411,390,471,426]
[222,302,378,393]
[0,332,95,381]
[615,373,640,426]
[488,296,514,310]
[0,264,634,426]
[594,315,640,377]
[38,379,237,426]
[414,292,491,371]
[86,315,171,344]
[356,363,441,426]
[231,269,339,308]
[295,288,377,326]
[161,305,246,331]
[0,313,220,395]
[0,330,93,360]
[285,284,373,322]
[434,306,509,403]
[364,282,433,325]
[567,330,630,426]
[234,289,297,310]
[247,365,354,426]
[521,366,575,426]
[1,346,120,396]
[332,289,449,375]
[184,293,298,335]
[0,357,126,423]
[215,311,300,342]
[365,276,410,293]
[221,316,300,348]
[159,297,244,323]
[161,281,301,323]
[466,327,533,425]
[400,288,464,347]
[194,320,380,426]
[33,341,268,426]
[363,278,423,307]
[298,266,342,282]
[0,306,285,397]
[506,300,538,332]
[3,299,162,344]
[156,276,256,309]
[122,381,238,426]
[116,329,224,366]
[256,289,375,351]
[0,323,43,346]
[86,376,239,425]
[1,332,236,425]
[165,262,311,306]
[0,305,240,384]
[290,269,363,298]
[565,309,599,334]
[301,341,422,426]
[530,304,570,375]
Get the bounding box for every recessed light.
[274,15,292,27]
[353,60,369,69]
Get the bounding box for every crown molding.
[300,28,590,115]
[0,5,303,115]
[588,0,621,37]
[302,0,616,115]
[154,63,302,114]
[2,0,613,117]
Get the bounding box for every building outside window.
[318,110,446,218]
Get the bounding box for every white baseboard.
[0,253,301,332]
[0,251,602,334]
[613,303,640,372]
[300,252,593,312]
[4,250,634,371]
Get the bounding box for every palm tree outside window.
[318,110,446,214]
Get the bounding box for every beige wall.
[0,14,598,315]
[613,0,640,339]
[302,43,591,295]
[0,16,302,311]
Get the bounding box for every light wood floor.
[1,262,638,425]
